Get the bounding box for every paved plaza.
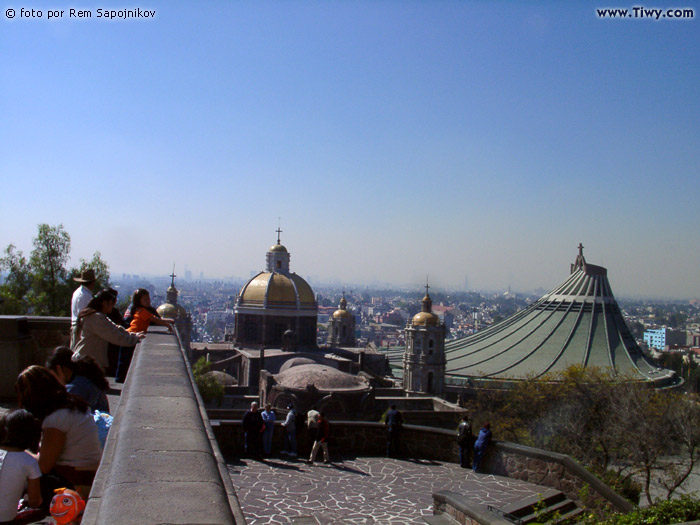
[228,455,548,525]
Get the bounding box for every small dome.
[279,357,319,372]
[275,364,370,392]
[157,302,188,320]
[412,311,440,326]
[269,244,288,253]
[333,309,352,319]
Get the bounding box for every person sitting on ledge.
[15,366,103,503]
[46,346,110,414]
[0,409,43,523]
[73,290,145,371]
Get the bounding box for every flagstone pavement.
[228,454,548,525]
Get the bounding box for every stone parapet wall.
[488,442,634,515]
[0,316,70,399]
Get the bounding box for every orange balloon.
[50,488,86,525]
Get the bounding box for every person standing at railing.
[261,403,276,456]
[73,291,145,371]
[472,422,492,473]
[70,270,97,348]
[115,288,173,383]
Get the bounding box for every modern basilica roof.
[445,245,678,387]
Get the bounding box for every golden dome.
[412,311,440,326]
[239,272,316,308]
[157,302,188,319]
[333,309,352,319]
[269,244,288,253]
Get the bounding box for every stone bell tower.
[403,282,446,395]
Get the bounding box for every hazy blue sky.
[1,1,698,298]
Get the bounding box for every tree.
[0,244,32,314]
[465,366,700,504]
[28,224,72,316]
[1,224,113,317]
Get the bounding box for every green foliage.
[0,225,112,317]
[192,357,224,406]
[595,468,642,504]
[581,495,700,524]
[0,245,32,314]
[465,365,700,505]
[29,223,72,315]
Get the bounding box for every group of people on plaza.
[240,401,493,475]
[0,269,176,523]
[242,402,331,464]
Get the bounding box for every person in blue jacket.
[472,422,492,473]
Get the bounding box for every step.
[517,498,580,524]
[500,489,565,517]
[552,507,585,524]
[424,515,460,525]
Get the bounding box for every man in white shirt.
[70,268,97,347]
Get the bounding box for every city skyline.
[2,2,698,299]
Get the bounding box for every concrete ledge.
[83,327,246,524]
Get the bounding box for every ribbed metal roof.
[444,245,678,386]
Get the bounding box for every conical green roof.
[445,246,678,386]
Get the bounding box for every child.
[125,288,175,334]
[0,409,42,522]
[115,288,175,383]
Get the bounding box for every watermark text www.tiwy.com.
[596,6,694,19]
[5,7,156,19]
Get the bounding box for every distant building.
[403,284,446,395]
[156,271,193,351]
[644,328,687,350]
[442,244,678,388]
[327,291,356,347]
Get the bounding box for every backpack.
[457,421,473,446]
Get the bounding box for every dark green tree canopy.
[0,224,110,316]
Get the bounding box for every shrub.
[580,495,700,525]
[192,357,224,406]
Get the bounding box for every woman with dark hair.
[72,289,145,369]
[0,409,42,522]
[115,288,174,383]
[15,366,103,499]
[46,347,110,413]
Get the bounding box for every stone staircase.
[495,488,584,524]
[427,488,584,525]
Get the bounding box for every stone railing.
[212,420,631,515]
[83,327,247,524]
[0,315,70,398]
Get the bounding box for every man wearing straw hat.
[70,268,97,347]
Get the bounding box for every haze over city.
[1,2,698,299]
